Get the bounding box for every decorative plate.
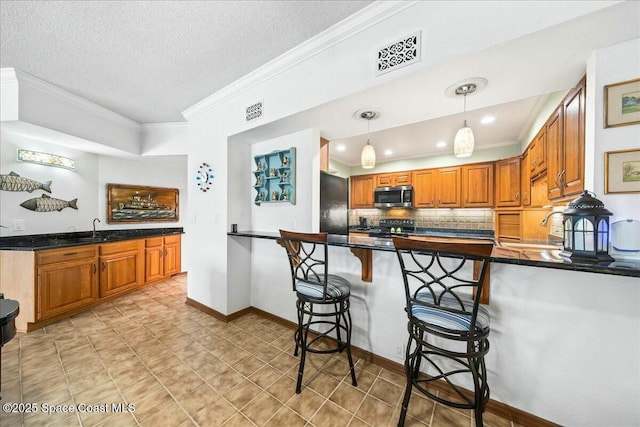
[196,162,214,192]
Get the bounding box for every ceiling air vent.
[376,31,421,76]
[246,100,263,122]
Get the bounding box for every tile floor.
[0,275,516,427]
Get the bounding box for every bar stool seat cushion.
[295,274,351,299]
[412,292,490,331]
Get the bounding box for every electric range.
[368,219,416,238]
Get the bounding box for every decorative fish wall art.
[20,194,78,212]
[0,171,52,192]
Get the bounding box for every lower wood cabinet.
[99,240,144,298]
[36,246,98,321]
[145,235,182,283]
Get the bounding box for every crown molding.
[13,69,141,130]
[182,1,418,121]
[1,67,19,84]
[141,121,188,129]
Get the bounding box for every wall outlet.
[13,219,25,231]
[395,344,404,357]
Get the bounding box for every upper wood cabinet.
[548,76,586,200]
[520,151,531,207]
[495,157,521,207]
[350,174,375,208]
[413,166,461,208]
[375,171,412,187]
[529,128,547,177]
[461,162,494,208]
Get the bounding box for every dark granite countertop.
[229,230,640,278]
[0,227,184,251]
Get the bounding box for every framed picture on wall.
[605,149,640,194]
[107,183,179,223]
[604,78,640,128]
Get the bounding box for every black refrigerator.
[320,172,349,235]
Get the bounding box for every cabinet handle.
[555,173,561,188]
[102,262,106,272]
[560,169,567,188]
[64,252,78,256]
[515,192,519,200]
[93,264,97,274]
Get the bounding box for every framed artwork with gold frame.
[604,78,640,128]
[604,149,640,194]
[107,183,179,223]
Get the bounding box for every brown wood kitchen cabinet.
[99,240,144,298]
[145,235,181,283]
[529,127,547,178]
[548,76,585,200]
[36,246,98,321]
[520,151,531,206]
[413,166,461,208]
[462,162,494,208]
[495,157,521,207]
[375,171,412,187]
[350,174,375,208]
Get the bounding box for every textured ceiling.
[0,0,372,123]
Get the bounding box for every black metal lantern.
[561,191,614,263]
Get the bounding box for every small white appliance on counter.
[610,219,640,260]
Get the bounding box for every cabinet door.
[37,259,98,320]
[100,250,140,298]
[531,128,546,176]
[562,78,585,198]
[375,174,393,187]
[462,163,494,207]
[546,106,564,200]
[412,169,436,208]
[495,157,521,207]
[145,238,164,283]
[437,167,461,208]
[393,172,412,186]
[521,152,531,206]
[163,236,181,276]
[350,175,375,208]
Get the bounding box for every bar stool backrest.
[279,230,330,300]
[392,236,494,335]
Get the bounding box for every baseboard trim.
[187,302,559,427]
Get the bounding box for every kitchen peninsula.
[229,228,638,425]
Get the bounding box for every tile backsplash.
[350,208,494,230]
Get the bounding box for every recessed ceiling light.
[335,145,346,152]
[384,149,393,155]
[436,141,447,148]
[481,116,495,124]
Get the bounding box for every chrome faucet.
[540,211,563,227]
[92,218,101,237]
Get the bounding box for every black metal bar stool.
[392,236,493,427]
[279,230,357,393]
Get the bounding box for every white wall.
[0,130,188,237]
[586,37,640,222]
[1,131,99,235]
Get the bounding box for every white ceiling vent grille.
[246,100,263,122]
[376,31,421,76]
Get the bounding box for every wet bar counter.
[229,230,640,278]
[0,227,184,250]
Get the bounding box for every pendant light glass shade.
[452,83,477,158]
[361,139,376,169]
[454,120,474,158]
[359,110,378,169]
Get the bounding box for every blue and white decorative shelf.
[253,147,296,205]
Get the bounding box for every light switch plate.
[13,219,25,231]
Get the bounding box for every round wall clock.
[196,162,214,192]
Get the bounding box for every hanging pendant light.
[453,84,476,158]
[360,111,377,169]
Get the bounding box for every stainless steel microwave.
[374,186,413,208]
